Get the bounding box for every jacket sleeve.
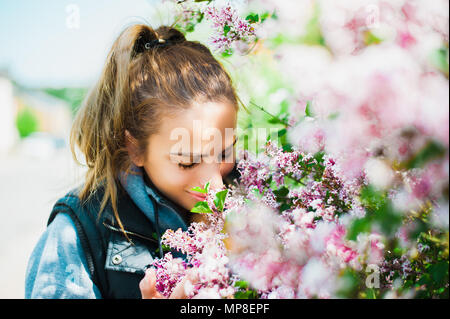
[25,212,102,299]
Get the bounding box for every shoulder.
[25,212,101,299]
[29,213,80,266]
[48,185,109,227]
[50,185,103,211]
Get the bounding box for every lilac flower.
[203,4,256,53]
[152,252,187,297]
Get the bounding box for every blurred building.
[15,89,72,139]
[0,72,18,155]
[0,71,73,157]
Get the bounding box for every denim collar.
[118,164,188,232]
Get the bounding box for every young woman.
[25,24,242,299]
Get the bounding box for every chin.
[179,197,195,212]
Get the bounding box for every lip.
[187,191,207,201]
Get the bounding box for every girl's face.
[128,101,237,211]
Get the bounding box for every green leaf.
[305,100,313,117]
[185,22,195,33]
[280,99,290,114]
[365,288,377,299]
[408,219,428,240]
[260,12,270,23]
[336,268,360,298]
[251,188,263,198]
[245,13,259,23]
[359,185,403,236]
[298,4,325,46]
[223,25,231,36]
[221,49,233,58]
[213,189,228,212]
[417,273,431,286]
[347,217,372,241]
[375,203,402,236]
[190,201,212,214]
[364,30,383,46]
[360,185,386,209]
[277,128,287,137]
[282,143,293,152]
[196,12,204,24]
[406,140,446,169]
[429,46,449,76]
[234,280,249,289]
[429,261,449,285]
[271,11,278,20]
[234,289,258,299]
[393,247,403,255]
[313,151,325,164]
[267,117,286,125]
[190,186,207,194]
[191,181,210,194]
[273,187,289,198]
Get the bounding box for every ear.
[125,130,145,167]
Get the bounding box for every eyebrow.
[170,137,238,158]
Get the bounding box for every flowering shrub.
[151,0,449,298]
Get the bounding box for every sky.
[0,0,175,88]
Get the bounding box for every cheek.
[144,156,190,191]
[164,167,192,187]
[159,163,191,186]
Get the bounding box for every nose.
[209,171,224,191]
[201,164,224,191]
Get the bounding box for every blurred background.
[0,0,190,298]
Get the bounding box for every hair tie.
[144,38,168,50]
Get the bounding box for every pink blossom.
[203,4,255,53]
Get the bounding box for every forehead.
[151,101,237,151]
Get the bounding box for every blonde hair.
[70,24,241,235]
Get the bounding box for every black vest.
[47,164,241,299]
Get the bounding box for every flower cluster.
[224,141,384,298]
[380,254,414,288]
[152,0,449,299]
[203,4,256,53]
[166,0,261,53]
[162,0,208,33]
[152,191,236,298]
[152,252,188,297]
[235,141,361,218]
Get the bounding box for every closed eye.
[177,137,237,169]
[178,162,198,170]
[178,151,230,170]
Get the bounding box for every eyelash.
[178,152,231,170]
[178,163,197,170]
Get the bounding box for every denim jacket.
[25,164,189,299]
